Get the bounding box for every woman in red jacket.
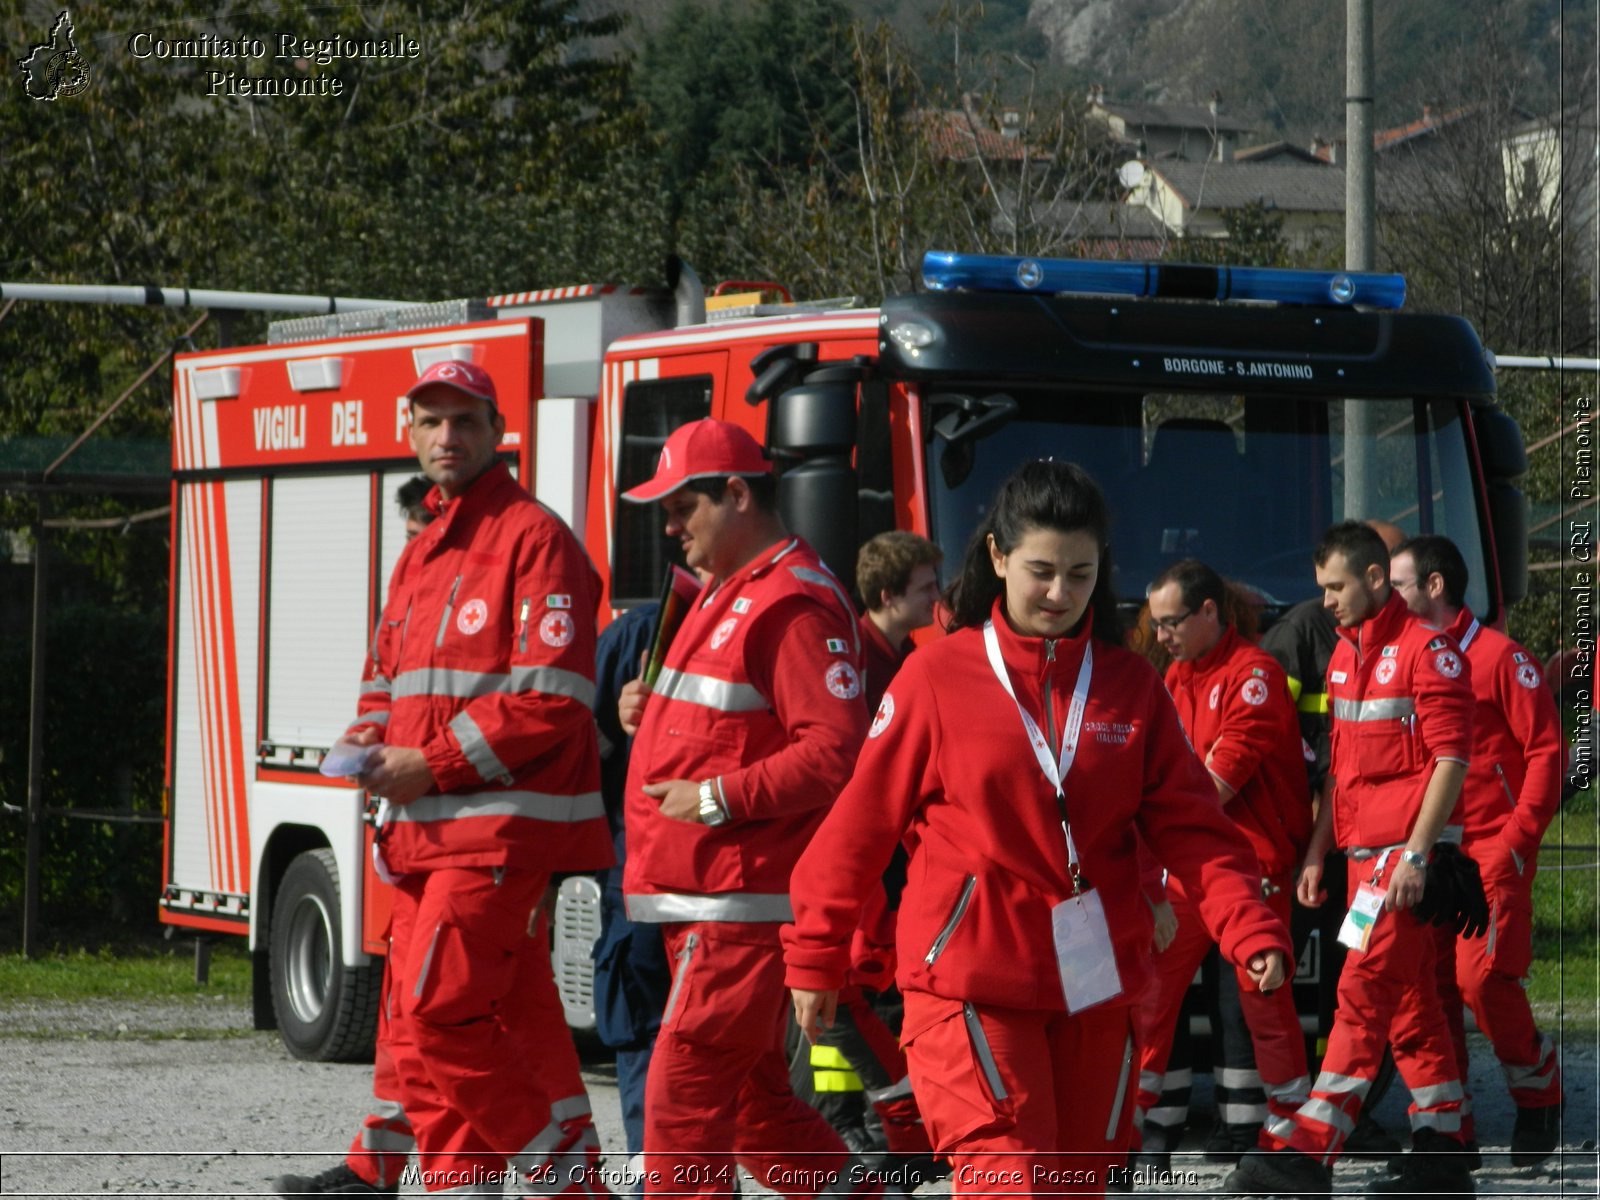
[783,460,1292,1194]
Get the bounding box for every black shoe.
[1223,1149,1332,1198]
[1385,1134,1481,1175]
[1373,1128,1475,1196]
[1342,1112,1403,1159]
[1204,1119,1261,1163]
[1511,1103,1563,1167]
[272,1162,396,1197]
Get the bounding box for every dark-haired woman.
[782,460,1292,1193]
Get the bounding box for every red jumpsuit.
[785,602,1292,1193]
[624,538,868,1198]
[347,463,613,1193]
[1135,627,1311,1146]
[1264,592,1474,1165]
[1432,610,1564,1133]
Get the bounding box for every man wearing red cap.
[274,360,613,1198]
[616,418,873,1197]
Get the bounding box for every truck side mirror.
[769,382,859,593]
[1488,479,1529,608]
[1475,409,1528,479]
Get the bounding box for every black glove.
[1412,842,1491,939]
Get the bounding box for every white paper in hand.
[320,740,377,779]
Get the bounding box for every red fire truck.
[160,252,1530,1061]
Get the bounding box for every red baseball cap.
[622,419,771,503]
[405,360,498,410]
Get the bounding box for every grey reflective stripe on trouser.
[514,1095,595,1161]
[1219,1101,1269,1124]
[387,790,605,825]
[1311,1070,1373,1102]
[1503,1036,1558,1091]
[962,1002,1009,1102]
[653,666,767,713]
[1106,1035,1134,1141]
[1411,1110,1464,1133]
[1298,1098,1357,1136]
[450,710,513,784]
[1410,1080,1465,1108]
[1268,1075,1312,1106]
[391,665,597,710]
[626,892,794,922]
[1217,1066,1264,1089]
[1331,696,1417,721]
[360,1099,413,1155]
[413,925,441,998]
[869,1075,915,1105]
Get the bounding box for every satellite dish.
[1117,160,1146,189]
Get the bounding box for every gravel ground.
[1,997,1596,1197]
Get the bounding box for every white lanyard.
[1458,617,1480,652]
[983,620,1093,877]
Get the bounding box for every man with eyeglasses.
[1390,535,1564,1168]
[1135,559,1311,1169]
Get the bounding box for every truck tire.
[269,847,379,1062]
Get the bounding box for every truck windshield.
[924,389,1489,618]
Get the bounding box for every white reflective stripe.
[1332,696,1417,721]
[1160,1068,1193,1090]
[654,666,767,713]
[450,710,512,784]
[389,790,605,825]
[1217,1067,1265,1089]
[1139,1070,1165,1094]
[365,674,393,695]
[626,891,794,922]
[1503,1037,1558,1090]
[515,1117,566,1161]
[1410,1080,1464,1107]
[348,712,388,729]
[391,665,596,709]
[1264,1114,1298,1143]
[1312,1070,1372,1099]
[1267,1075,1312,1105]
[1219,1101,1269,1124]
[413,924,441,999]
[789,565,862,657]
[1299,1098,1357,1135]
[963,1002,1009,1102]
[1106,1035,1134,1141]
[1146,1107,1188,1126]
[549,1095,592,1124]
[361,1125,414,1154]
[1411,1111,1464,1133]
[1458,618,1481,652]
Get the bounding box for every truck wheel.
[269,847,378,1062]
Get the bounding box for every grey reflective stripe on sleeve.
[391,665,596,709]
[388,790,605,825]
[625,892,795,923]
[363,674,393,697]
[347,713,388,732]
[654,666,767,713]
[788,565,862,657]
[450,710,513,784]
[1331,696,1417,721]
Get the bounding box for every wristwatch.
[697,779,728,826]
[1400,849,1429,870]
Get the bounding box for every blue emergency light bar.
[921,251,1406,310]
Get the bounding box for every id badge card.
[1337,880,1386,951]
[1051,888,1124,1013]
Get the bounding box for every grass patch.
[1531,784,1599,1014]
[0,938,250,1002]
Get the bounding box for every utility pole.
[1344,0,1378,517]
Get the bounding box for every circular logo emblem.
[1517,663,1542,690]
[456,598,488,636]
[1434,650,1462,679]
[539,610,574,648]
[869,694,895,738]
[1208,683,1222,710]
[1240,678,1269,706]
[710,618,739,650]
[826,661,861,700]
[1375,659,1397,685]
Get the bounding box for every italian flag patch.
[826,638,847,653]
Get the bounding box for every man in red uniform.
[617,419,873,1198]
[1390,535,1565,1165]
[1227,521,1476,1199]
[1138,560,1311,1161]
[274,360,613,1198]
